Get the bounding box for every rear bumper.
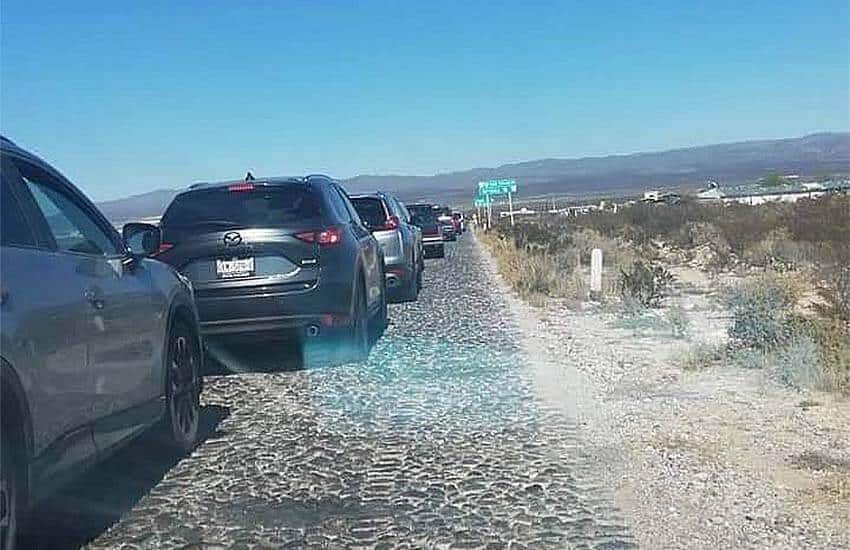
[195,277,353,339]
[383,262,413,294]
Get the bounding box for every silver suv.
[0,137,203,548]
[351,192,423,302]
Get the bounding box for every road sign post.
[507,191,514,226]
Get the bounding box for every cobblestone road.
[45,235,635,549]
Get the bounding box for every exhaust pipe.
[305,324,320,337]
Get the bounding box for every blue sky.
[2,1,848,200]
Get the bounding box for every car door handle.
[84,288,105,310]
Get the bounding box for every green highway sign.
[473,197,488,207]
[477,179,517,195]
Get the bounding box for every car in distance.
[435,205,458,241]
[0,137,203,549]
[407,203,445,259]
[350,192,423,303]
[452,211,465,234]
[155,174,387,367]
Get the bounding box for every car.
[434,206,458,241]
[350,192,423,303]
[407,204,446,259]
[0,137,204,549]
[452,212,465,234]
[155,174,388,367]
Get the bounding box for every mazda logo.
[223,232,242,247]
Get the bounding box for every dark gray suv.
[156,175,387,367]
[0,137,203,549]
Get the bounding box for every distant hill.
[98,132,849,221]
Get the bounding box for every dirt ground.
[477,233,850,549]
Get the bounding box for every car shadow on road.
[203,338,304,375]
[23,404,230,550]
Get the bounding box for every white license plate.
[216,257,255,279]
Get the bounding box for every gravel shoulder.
[474,232,850,550]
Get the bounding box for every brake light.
[382,215,400,230]
[227,183,255,192]
[295,226,343,246]
[154,242,174,255]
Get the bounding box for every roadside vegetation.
[479,195,850,392]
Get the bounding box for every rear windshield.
[350,197,387,227]
[407,205,438,225]
[161,184,323,237]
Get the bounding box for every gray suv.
[351,192,423,303]
[0,137,203,549]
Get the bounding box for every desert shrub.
[685,222,733,269]
[679,342,727,370]
[569,227,635,267]
[769,337,825,390]
[722,273,798,350]
[665,306,691,339]
[817,264,850,322]
[617,261,674,307]
[785,315,850,392]
[743,228,813,270]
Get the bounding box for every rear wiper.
[177,220,241,228]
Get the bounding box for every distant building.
[499,206,536,218]
[695,179,850,205]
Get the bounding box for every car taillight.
[154,242,174,256]
[382,215,400,230]
[227,183,255,192]
[295,226,343,246]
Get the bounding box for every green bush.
[722,274,797,350]
[770,337,825,390]
[617,261,674,307]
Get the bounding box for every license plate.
[216,257,255,279]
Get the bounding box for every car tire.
[370,280,389,343]
[349,277,370,362]
[162,321,201,454]
[400,261,420,302]
[416,256,424,291]
[0,428,22,550]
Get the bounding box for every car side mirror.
[122,222,162,257]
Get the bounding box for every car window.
[0,169,37,248]
[350,197,388,227]
[16,160,120,256]
[161,184,323,239]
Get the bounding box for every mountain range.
[98,132,849,222]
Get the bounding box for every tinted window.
[161,184,323,237]
[1,171,37,248]
[350,197,388,227]
[17,161,119,256]
[408,205,437,221]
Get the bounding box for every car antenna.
[245,171,255,181]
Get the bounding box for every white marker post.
[487,195,493,229]
[507,191,515,226]
[590,248,603,301]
